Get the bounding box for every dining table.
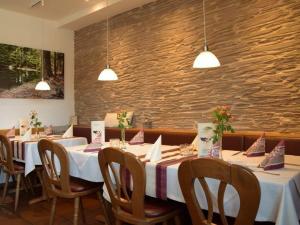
[7,135,88,204]
[10,135,88,175]
[63,143,300,225]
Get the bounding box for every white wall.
[0,9,74,129]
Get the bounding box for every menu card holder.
[91,121,105,145]
[197,123,215,157]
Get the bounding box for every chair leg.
[97,191,112,225]
[21,175,28,193]
[79,197,86,224]
[2,173,10,201]
[14,174,21,212]
[26,176,35,194]
[49,197,57,225]
[74,197,80,225]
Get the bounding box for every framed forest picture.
[0,43,64,99]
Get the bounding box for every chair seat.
[144,197,181,218]
[13,162,25,172]
[6,161,25,174]
[69,177,100,193]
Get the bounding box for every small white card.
[91,121,105,145]
[197,123,215,157]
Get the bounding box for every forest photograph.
[0,43,64,99]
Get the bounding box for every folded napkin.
[191,134,199,150]
[244,134,265,157]
[44,125,53,135]
[6,126,15,138]
[145,135,162,162]
[259,140,285,170]
[129,130,144,145]
[83,143,102,153]
[21,128,32,142]
[62,125,73,138]
[208,140,221,158]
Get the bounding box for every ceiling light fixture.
[98,0,118,81]
[35,51,51,91]
[35,21,51,91]
[193,0,220,69]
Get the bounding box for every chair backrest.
[38,139,71,196]
[178,158,260,225]
[0,134,15,172]
[98,147,146,219]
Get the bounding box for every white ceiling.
[0,0,157,30]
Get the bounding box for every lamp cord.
[106,0,109,67]
[41,21,44,80]
[203,0,207,46]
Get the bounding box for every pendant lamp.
[193,0,220,69]
[35,21,51,91]
[98,0,118,81]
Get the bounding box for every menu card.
[91,121,105,145]
[197,123,215,157]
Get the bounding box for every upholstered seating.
[74,126,300,155]
[143,197,182,218]
[68,177,100,193]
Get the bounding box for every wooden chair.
[37,139,110,225]
[178,158,261,225]
[0,134,28,211]
[98,147,182,225]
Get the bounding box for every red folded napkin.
[258,140,285,170]
[83,143,102,153]
[6,127,15,138]
[129,130,144,145]
[244,133,265,157]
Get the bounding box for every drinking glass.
[110,138,120,148]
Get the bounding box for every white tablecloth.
[64,144,300,225]
[66,143,176,182]
[13,136,88,175]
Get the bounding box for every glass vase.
[218,138,223,160]
[34,127,39,140]
[120,128,126,150]
[210,138,223,159]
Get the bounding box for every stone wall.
[75,0,300,132]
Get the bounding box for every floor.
[0,186,277,225]
[0,191,104,225]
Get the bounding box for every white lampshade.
[193,46,220,69]
[35,79,51,91]
[98,65,118,81]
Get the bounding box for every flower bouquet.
[209,106,234,158]
[30,110,42,137]
[117,111,132,149]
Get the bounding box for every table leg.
[28,167,49,204]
